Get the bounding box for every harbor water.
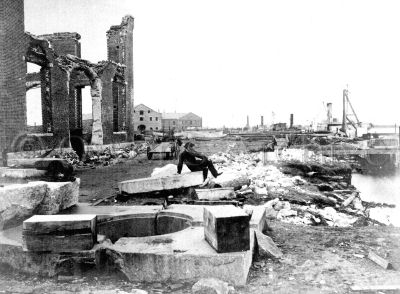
[352,172,400,226]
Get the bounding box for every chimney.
[261,116,264,126]
[327,103,332,124]
[290,114,294,128]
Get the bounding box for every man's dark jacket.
[177,149,207,174]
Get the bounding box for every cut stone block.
[118,172,204,195]
[244,205,268,232]
[203,205,250,253]
[22,214,97,252]
[195,188,235,200]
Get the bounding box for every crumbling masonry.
[0,0,134,158]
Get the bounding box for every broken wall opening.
[26,63,42,131]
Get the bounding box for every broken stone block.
[244,205,269,232]
[192,278,232,294]
[22,214,97,252]
[254,229,283,259]
[118,172,204,195]
[0,182,48,230]
[203,205,250,253]
[195,188,235,200]
[36,179,80,214]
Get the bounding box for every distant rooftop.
[162,113,187,120]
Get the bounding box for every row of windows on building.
[135,110,151,115]
[139,116,159,121]
[138,117,196,125]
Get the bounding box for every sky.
[24,0,400,128]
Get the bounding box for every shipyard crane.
[341,88,361,136]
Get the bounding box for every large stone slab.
[0,182,48,230]
[151,164,191,178]
[118,172,204,195]
[23,214,97,252]
[0,168,46,178]
[204,205,251,253]
[100,227,254,285]
[7,158,68,169]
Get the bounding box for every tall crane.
[341,88,361,136]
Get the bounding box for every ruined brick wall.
[40,33,81,58]
[106,16,134,141]
[0,0,28,156]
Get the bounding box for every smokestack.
[327,103,332,124]
[261,116,264,126]
[290,114,294,128]
[246,115,250,129]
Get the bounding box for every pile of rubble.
[53,143,150,168]
[206,150,395,227]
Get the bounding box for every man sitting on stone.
[177,142,222,180]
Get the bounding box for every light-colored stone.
[195,188,235,200]
[277,208,297,219]
[192,278,231,294]
[244,205,268,231]
[119,172,204,195]
[36,179,80,214]
[211,172,249,189]
[0,180,80,230]
[254,186,268,195]
[0,168,46,178]
[0,182,48,230]
[254,229,283,259]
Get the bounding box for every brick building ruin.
[0,0,134,159]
